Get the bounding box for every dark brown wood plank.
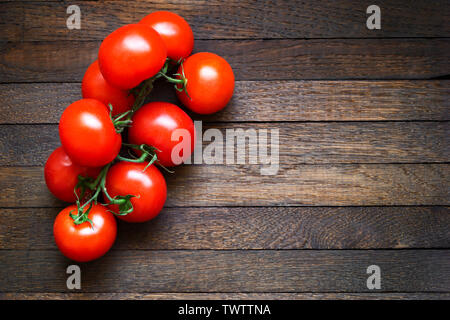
[1,122,447,166]
[1,81,449,124]
[0,250,448,292]
[1,39,449,82]
[0,164,447,207]
[2,0,448,41]
[0,2,23,42]
[1,207,448,250]
[1,292,449,300]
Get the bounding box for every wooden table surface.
[0,0,449,300]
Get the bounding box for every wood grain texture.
[1,39,449,82]
[1,207,448,250]
[1,81,449,124]
[1,250,449,292]
[2,0,448,41]
[0,2,23,42]
[1,122,448,166]
[0,164,448,207]
[2,292,449,300]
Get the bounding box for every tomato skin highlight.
[98,24,167,90]
[54,204,117,262]
[82,60,135,116]
[139,11,194,61]
[176,52,235,114]
[105,162,167,223]
[128,102,195,167]
[44,147,101,203]
[59,99,122,167]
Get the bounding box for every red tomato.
[59,99,122,167]
[82,60,135,116]
[98,24,167,90]
[44,147,101,203]
[105,162,167,223]
[176,52,235,114]
[128,102,195,167]
[54,204,117,262]
[139,11,194,61]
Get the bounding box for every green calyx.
[159,59,190,99]
[105,194,136,216]
[70,164,111,227]
[117,143,158,170]
[110,105,133,134]
[69,202,94,228]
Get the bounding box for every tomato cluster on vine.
[44,11,234,262]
